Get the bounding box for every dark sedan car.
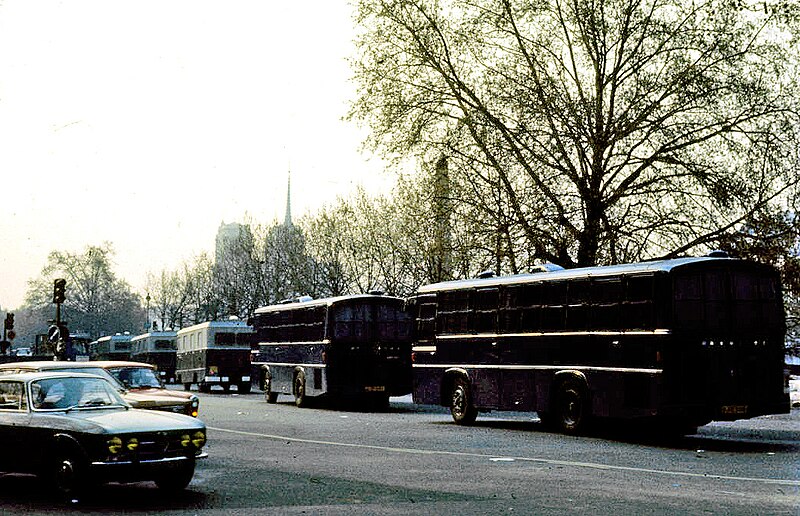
[0,361,200,417]
[0,371,207,498]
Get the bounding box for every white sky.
[0,1,392,309]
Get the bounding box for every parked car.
[13,347,32,357]
[0,371,207,498]
[0,361,199,417]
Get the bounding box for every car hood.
[123,388,194,409]
[37,408,205,434]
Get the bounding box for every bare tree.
[350,0,800,268]
[22,243,145,339]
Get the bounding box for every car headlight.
[107,436,123,454]
[191,431,206,448]
[180,430,206,449]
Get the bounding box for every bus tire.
[449,376,477,425]
[553,378,589,434]
[293,371,308,408]
[263,374,278,403]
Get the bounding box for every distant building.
[215,222,252,262]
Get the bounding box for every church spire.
[284,169,292,226]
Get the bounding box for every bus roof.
[94,334,133,343]
[175,319,252,335]
[253,293,404,315]
[131,331,177,342]
[416,256,774,294]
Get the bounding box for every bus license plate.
[721,405,748,415]
[364,386,385,392]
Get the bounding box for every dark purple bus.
[409,256,789,435]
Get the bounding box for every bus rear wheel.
[553,378,589,434]
[449,377,477,425]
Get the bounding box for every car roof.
[0,360,155,370]
[0,371,110,382]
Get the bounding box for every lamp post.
[145,293,151,331]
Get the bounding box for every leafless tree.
[350,0,800,268]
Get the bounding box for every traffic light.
[53,278,67,304]
[4,312,13,331]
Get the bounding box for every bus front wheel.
[553,378,589,434]
[263,374,278,403]
[294,371,308,408]
[449,377,477,425]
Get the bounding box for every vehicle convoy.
[176,319,253,393]
[0,361,199,417]
[250,293,413,408]
[0,371,207,498]
[409,255,790,434]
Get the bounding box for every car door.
[0,380,31,472]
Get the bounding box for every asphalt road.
[1,390,798,515]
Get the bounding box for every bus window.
[472,288,498,333]
[591,278,622,330]
[541,282,566,331]
[625,275,655,329]
[567,279,590,330]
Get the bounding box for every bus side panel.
[176,349,205,384]
[411,366,443,405]
[254,343,327,396]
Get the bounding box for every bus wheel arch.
[443,369,477,425]
[548,371,590,435]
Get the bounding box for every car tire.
[237,382,251,394]
[155,459,196,492]
[450,376,477,425]
[183,383,192,391]
[48,450,87,500]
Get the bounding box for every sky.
[0,1,393,310]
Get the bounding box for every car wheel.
[183,383,192,391]
[48,451,87,500]
[237,382,251,394]
[155,459,196,492]
[450,377,477,425]
[294,371,307,408]
[199,383,211,394]
[553,378,589,434]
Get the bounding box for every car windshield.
[52,367,124,390]
[31,377,127,410]
[107,367,162,389]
